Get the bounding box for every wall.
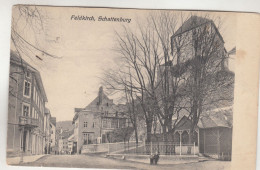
[77,111,101,153]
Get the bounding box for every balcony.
[19,116,38,128]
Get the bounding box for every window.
[26,71,30,78]
[102,119,107,128]
[35,90,38,104]
[23,81,31,97]
[34,87,36,101]
[22,104,30,117]
[32,107,34,118]
[111,119,118,128]
[84,121,88,128]
[93,122,95,128]
[119,119,126,128]
[83,133,93,144]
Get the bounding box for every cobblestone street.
[18,154,231,170]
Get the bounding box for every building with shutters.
[7,51,48,157]
[72,86,130,153]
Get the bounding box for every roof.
[73,87,127,123]
[84,87,113,110]
[10,50,48,102]
[174,16,210,36]
[174,107,232,130]
[68,134,75,142]
[61,130,74,139]
[172,15,224,43]
[198,108,233,128]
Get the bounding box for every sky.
[11,6,236,122]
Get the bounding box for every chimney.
[98,86,103,105]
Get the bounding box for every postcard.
[6,5,260,170]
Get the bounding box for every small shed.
[197,109,232,156]
[173,108,232,157]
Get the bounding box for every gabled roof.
[174,107,232,130]
[172,15,224,43]
[174,16,211,37]
[72,87,128,124]
[198,108,232,128]
[84,92,111,110]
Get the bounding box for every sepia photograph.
[5,5,258,170]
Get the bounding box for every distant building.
[50,117,56,154]
[55,128,62,154]
[44,108,51,154]
[72,86,130,153]
[67,134,75,154]
[7,51,48,157]
[58,130,73,154]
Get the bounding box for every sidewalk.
[107,154,199,165]
[6,154,46,165]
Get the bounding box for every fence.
[81,141,198,156]
[114,142,199,155]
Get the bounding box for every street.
[19,154,231,170]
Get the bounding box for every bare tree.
[9,5,60,99]
[103,13,233,152]
[171,15,234,151]
[149,12,190,143]
[124,77,140,148]
[102,22,159,143]
[103,11,188,144]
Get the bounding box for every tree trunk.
[162,125,168,142]
[146,121,152,143]
[134,125,139,153]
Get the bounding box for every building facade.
[7,51,48,157]
[58,129,73,154]
[44,108,52,154]
[50,117,57,154]
[72,87,130,153]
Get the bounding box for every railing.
[114,142,199,155]
[19,116,38,128]
[81,141,199,156]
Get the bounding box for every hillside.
[56,120,73,131]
